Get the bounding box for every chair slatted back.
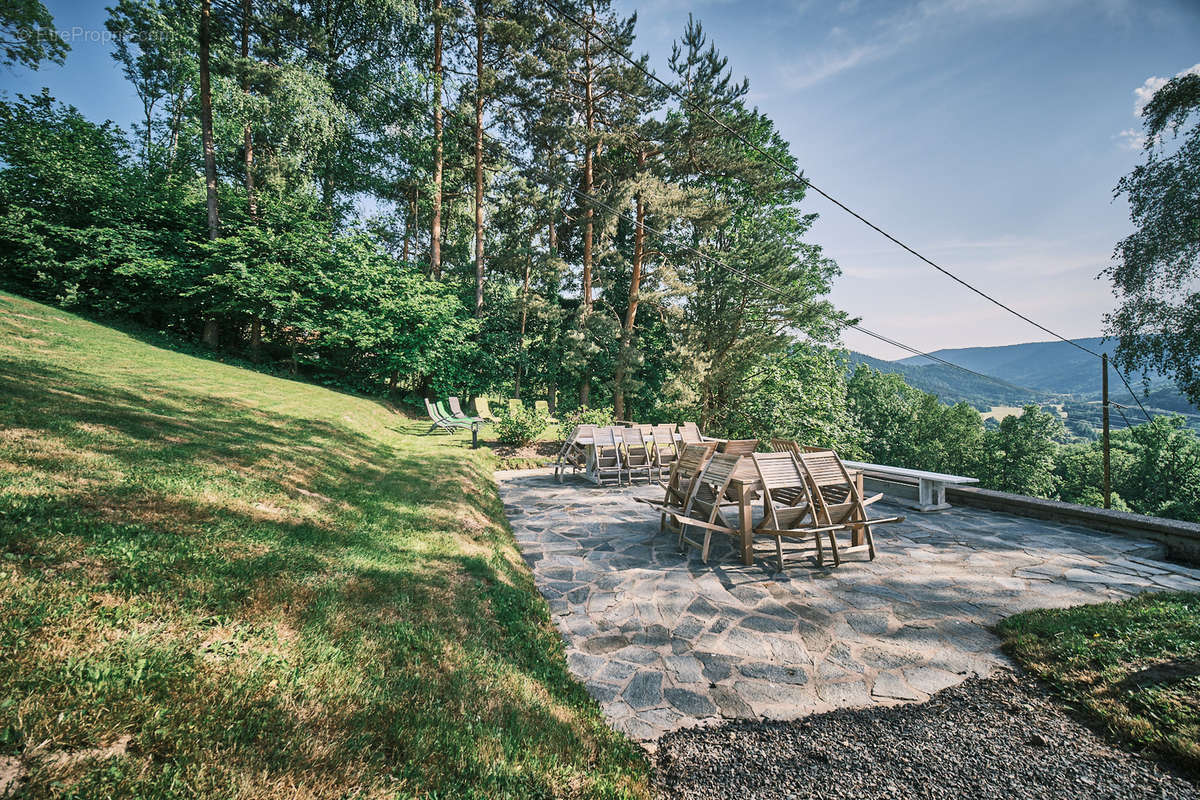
[636,424,655,435]
[678,422,703,444]
[623,427,651,466]
[719,438,759,456]
[686,453,741,520]
[797,450,859,525]
[770,438,799,456]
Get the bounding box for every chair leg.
[701,531,713,563]
[775,536,785,573]
[828,530,841,567]
[814,530,824,567]
[864,524,876,560]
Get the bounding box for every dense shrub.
[495,405,549,446]
[555,406,614,441]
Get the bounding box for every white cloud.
[1132,63,1200,116]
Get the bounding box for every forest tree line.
[0,0,1196,522]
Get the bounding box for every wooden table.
[724,456,864,566]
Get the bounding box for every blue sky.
[3,0,1198,358]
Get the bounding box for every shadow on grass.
[0,355,647,798]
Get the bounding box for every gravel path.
[654,671,1198,799]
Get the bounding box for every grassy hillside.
[0,292,647,799]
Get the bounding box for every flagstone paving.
[496,469,1200,741]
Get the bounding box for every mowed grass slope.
[0,292,648,799]
[998,592,1200,777]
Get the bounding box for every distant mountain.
[845,351,1045,410]
[894,337,1164,397]
[846,337,1198,420]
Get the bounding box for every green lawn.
[997,592,1200,776]
[0,292,648,799]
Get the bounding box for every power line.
[538,0,1158,423]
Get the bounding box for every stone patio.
[497,468,1200,741]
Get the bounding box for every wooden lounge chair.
[770,438,800,456]
[472,396,496,421]
[634,441,717,532]
[678,422,704,445]
[719,438,758,456]
[507,398,524,416]
[797,450,906,562]
[448,396,481,422]
[650,424,678,480]
[590,426,624,486]
[424,398,474,435]
[555,424,595,483]
[673,453,743,563]
[621,427,654,484]
[751,452,849,570]
[534,400,559,422]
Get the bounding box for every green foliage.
[555,406,615,441]
[978,405,1064,496]
[0,0,68,69]
[1107,73,1200,405]
[494,405,550,446]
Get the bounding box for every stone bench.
[842,461,978,512]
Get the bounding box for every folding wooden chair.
[678,421,704,445]
[591,426,624,486]
[674,453,743,563]
[650,424,678,480]
[797,450,906,562]
[770,438,800,456]
[621,427,654,484]
[719,438,758,456]
[751,452,849,570]
[555,424,595,483]
[634,441,717,532]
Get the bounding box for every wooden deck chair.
[674,453,743,563]
[719,438,759,456]
[751,452,849,571]
[507,398,524,416]
[770,438,800,456]
[554,424,595,482]
[425,398,473,434]
[533,400,559,422]
[472,396,496,421]
[621,427,654,484]
[678,421,704,445]
[797,450,906,562]
[650,424,678,480]
[591,426,624,486]
[634,441,717,531]
[448,396,481,422]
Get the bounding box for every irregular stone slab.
[496,470,1200,741]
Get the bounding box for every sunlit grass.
[997,592,1200,777]
[0,292,648,799]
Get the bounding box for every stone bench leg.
[915,479,951,512]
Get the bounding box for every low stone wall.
[863,476,1200,566]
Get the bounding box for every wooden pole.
[1102,352,1111,509]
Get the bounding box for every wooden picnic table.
[725,456,864,565]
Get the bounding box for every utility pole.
[1102,352,1111,509]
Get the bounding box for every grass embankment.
[0,292,648,799]
[997,592,1200,776]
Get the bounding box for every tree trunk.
[249,316,262,362]
[473,0,486,315]
[199,0,221,347]
[578,13,595,410]
[200,0,220,241]
[515,249,531,396]
[241,0,257,220]
[388,370,400,392]
[403,183,416,263]
[430,0,444,279]
[613,152,647,422]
